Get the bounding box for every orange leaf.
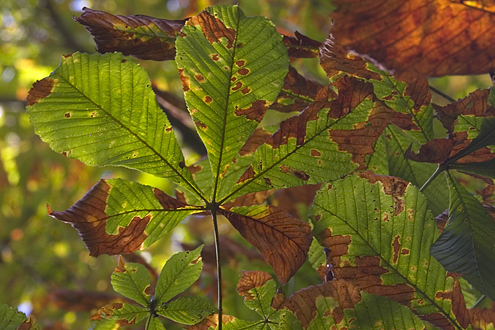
[331,0,495,80]
[218,206,312,285]
[236,271,274,300]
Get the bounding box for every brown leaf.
[435,89,495,134]
[469,306,495,330]
[272,184,321,218]
[271,66,331,113]
[185,314,235,330]
[282,31,321,58]
[47,289,126,312]
[187,10,236,49]
[218,206,312,285]
[280,280,362,328]
[236,271,274,300]
[405,139,455,163]
[331,0,495,80]
[26,78,56,106]
[75,7,185,61]
[222,190,274,210]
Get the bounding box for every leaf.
[320,36,434,143]
[47,289,125,312]
[0,304,38,330]
[219,205,312,285]
[91,303,148,327]
[310,173,471,329]
[368,125,449,216]
[331,0,495,80]
[280,281,426,329]
[50,179,198,256]
[185,314,236,330]
[147,317,166,330]
[75,7,186,61]
[270,66,330,114]
[282,31,321,58]
[227,76,418,200]
[431,173,495,301]
[450,158,495,179]
[236,271,276,318]
[154,245,203,305]
[156,296,215,325]
[26,52,201,196]
[175,5,289,199]
[111,258,152,307]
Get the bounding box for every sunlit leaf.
[154,245,203,305]
[236,271,276,318]
[310,173,471,329]
[431,173,495,301]
[50,178,198,256]
[91,303,148,327]
[26,52,201,196]
[219,205,312,284]
[175,5,289,199]
[75,8,185,61]
[156,296,215,325]
[331,0,495,80]
[147,317,167,330]
[111,258,152,307]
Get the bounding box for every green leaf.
[310,173,470,329]
[431,173,495,301]
[279,310,303,330]
[111,259,152,307]
[26,52,202,198]
[450,158,495,179]
[156,296,215,325]
[236,271,277,318]
[146,317,166,330]
[154,245,203,305]
[368,125,449,216]
[0,304,29,330]
[175,5,289,200]
[91,303,149,329]
[50,178,199,256]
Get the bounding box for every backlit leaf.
[431,173,495,301]
[147,317,166,330]
[91,303,148,327]
[219,205,312,284]
[175,5,289,199]
[310,173,471,329]
[26,52,201,196]
[185,314,236,330]
[156,296,215,325]
[236,271,276,318]
[50,179,198,256]
[111,258,152,307]
[154,245,203,306]
[282,31,321,58]
[331,0,495,80]
[75,7,186,61]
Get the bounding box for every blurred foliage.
[0,0,493,329]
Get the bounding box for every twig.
[211,209,223,330]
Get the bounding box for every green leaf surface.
[431,173,495,301]
[175,5,289,200]
[241,276,277,318]
[310,174,470,329]
[154,245,203,305]
[368,125,449,216]
[146,317,166,330]
[450,158,495,179]
[156,296,215,325]
[26,52,201,198]
[279,310,304,330]
[111,260,152,307]
[0,304,29,330]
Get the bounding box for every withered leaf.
[75,7,186,61]
[218,205,312,285]
[282,31,321,58]
[331,0,495,80]
[236,271,274,300]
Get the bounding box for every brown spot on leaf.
[264,177,273,187]
[27,78,56,106]
[195,120,207,129]
[237,166,254,183]
[241,87,250,95]
[195,73,205,82]
[211,53,220,61]
[359,171,408,215]
[392,235,401,264]
[64,112,71,118]
[234,100,268,122]
[153,188,188,209]
[280,165,310,181]
[236,42,243,48]
[121,59,127,63]
[311,149,321,157]
[49,180,150,257]
[188,11,236,49]
[401,248,410,255]
[204,95,213,104]
[238,68,249,75]
[235,60,246,67]
[231,76,237,82]
[232,81,243,91]
[178,68,190,92]
[239,128,272,156]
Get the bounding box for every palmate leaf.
[50,178,199,256]
[26,52,202,198]
[280,280,426,330]
[431,173,495,301]
[236,271,277,319]
[175,5,289,200]
[75,7,186,61]
[156,296,215,325]
[224,76,418,201]
[310,173,471,329]
[91,303,149,328]
[112,258,152,307]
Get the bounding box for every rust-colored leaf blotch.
[187,11,236,49]
[331,0,495,80]
[219,206,312,285]
[27,78,56,106]
[49,180,149,257]
[237,271,273,300]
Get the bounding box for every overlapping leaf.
[280,280,426,329]
[282,31,321,58]
[331,0,495,80]
[112,257,153,307]
[26,52,201,196]
[431,173,495,301]
[50,178,199,256]
[310,173,471,329]
[175,5,289,199]
[0,304,39,330]
[218,205,312,285]
[236,271,277,319]
[75,8,186,61]
[225,76,418,200]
